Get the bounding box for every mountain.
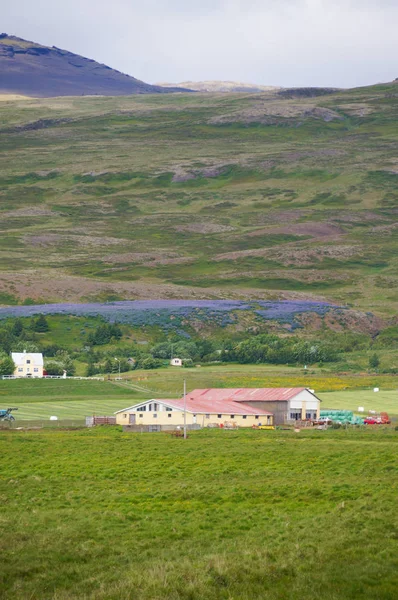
[0,34,189,97]
[157,80,281,93]
[0,81,397,324]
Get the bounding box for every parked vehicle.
[364,412,390,425]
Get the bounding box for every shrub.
[32,314,49,332]
[0,355,15,376]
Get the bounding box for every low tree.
[103,358,113,373]
[369,353,380,370]
[86,363,98,377]
[0,329,14,354]
[12,319,23,337]
[13,341,40,353]
[32,314,49,333]
[43,361,64,376]
[0,354,15,376]
[140,356,162,370]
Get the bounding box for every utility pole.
[183,378,187,439]
[114,357,121,378]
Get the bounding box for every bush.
[44,361,65,376]
[32,314,49,333]
[369,353,380,370]
[0,355,15,376]
[140,356,162,370]
[87,323,122,346]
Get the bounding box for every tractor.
[0,408,18,422]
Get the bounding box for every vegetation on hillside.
[1,312,398,376]
[0,84,397,316]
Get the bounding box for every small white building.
[170,357,183,367]
[11,351,44,378]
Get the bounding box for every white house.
[11,351,44,378]
[170,357,183,367]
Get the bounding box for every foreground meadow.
[1,428,397,599]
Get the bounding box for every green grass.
[0,427,397,599]
[321,389,398,415]
[0,379,146,420]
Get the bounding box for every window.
[166,407,172,412]
[217,414,222,418]
[26,360,31,364]
[139,414,143,418]
[230,415,235,419]
[18,368,23,372]
[168,414,172,418]
[255,416,259,420]
[242,415,247,420]
[153,414,157,418]
[123,414,127,419]
[34,368,38,372]
[290,412,301,421]
[205,414,210,419]
[136,406,146,412]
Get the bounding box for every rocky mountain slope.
[0,34,187,97]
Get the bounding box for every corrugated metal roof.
[164,397,273,416]
[186,388,307,402]
[115,398,272,416]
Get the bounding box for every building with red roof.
[115,387,320,428]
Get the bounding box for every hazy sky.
[2,0,397,87]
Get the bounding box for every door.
[129,414,136,424]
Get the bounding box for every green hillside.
[0,84,397,317]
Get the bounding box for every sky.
[1,0,397,88]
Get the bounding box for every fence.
[86,416,117,427]
[0,419,86,430]
[1,376,104,381]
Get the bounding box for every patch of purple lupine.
[0,300,249,321]
[0,299,338,331]
[255,300,338,327]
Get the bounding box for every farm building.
[170,358,183,367]
[11,351,44,378]
[185,388,321,425]
[115,396,274,429]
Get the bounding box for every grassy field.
[321,389,398,415]
[1,427,397,599]
[0,84,397,318]
[0,379,146,420]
